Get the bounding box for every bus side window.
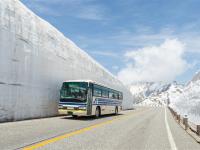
[109,91,113,99]
[113,92,118,99]
[112,93,115,99]
[93,88,102,97]
[102,90,109,98]
[119,92,123,100]
[117,92,120,100]
[109,90,116,99]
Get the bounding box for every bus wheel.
[115,107,118,115]
[95,107,101,118]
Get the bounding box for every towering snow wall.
[168,72,200,124]
[0,0,134,122]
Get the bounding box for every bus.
[58,80,123,118]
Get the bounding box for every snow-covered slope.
[0,0,133,122]
[130,82,170,104]
[168,74,200,124]
[130,70,200,124]
[190,71,200,82]
[166,82,184,105]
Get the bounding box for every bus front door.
[87,88,92,115]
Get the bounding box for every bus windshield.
[60,82,88,102]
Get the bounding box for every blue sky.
[21,0,200,84]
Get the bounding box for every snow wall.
[169,73,200,124]
[0,0,134,122]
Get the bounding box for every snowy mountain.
[130,82,171,104]
[166,82,184,105]
[191,71,200,82]
[130,75,200,124]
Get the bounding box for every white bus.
[58,80,123,118]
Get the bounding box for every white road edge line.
[165,107,178,150]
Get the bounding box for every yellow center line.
[23,108,148,150]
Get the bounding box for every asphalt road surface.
[0,107,200,150]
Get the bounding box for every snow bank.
[169,81,200,124]
[0,0,133,122]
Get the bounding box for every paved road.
[0,107,200,150]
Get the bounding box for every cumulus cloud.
[117,39,188,85]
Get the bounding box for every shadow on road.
[61,114,124,121]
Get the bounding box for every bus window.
[60,82,88,102]
[93,88,102,97]
[112,92,118,99]
[102,90,109,98]
[109,91,114,99]
[119,92,123,100]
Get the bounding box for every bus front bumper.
[58,108,87,116]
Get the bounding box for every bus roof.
[63,80,106,87]
[63,80,95,83]
[62,80,122,94]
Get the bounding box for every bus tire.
[115,107,118,115]
[95,106,101,118]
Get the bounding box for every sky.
[21,0,200,85]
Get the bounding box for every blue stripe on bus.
[93,98,122,106]
[59,98,122,106]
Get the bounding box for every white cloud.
[117,39,188,85]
